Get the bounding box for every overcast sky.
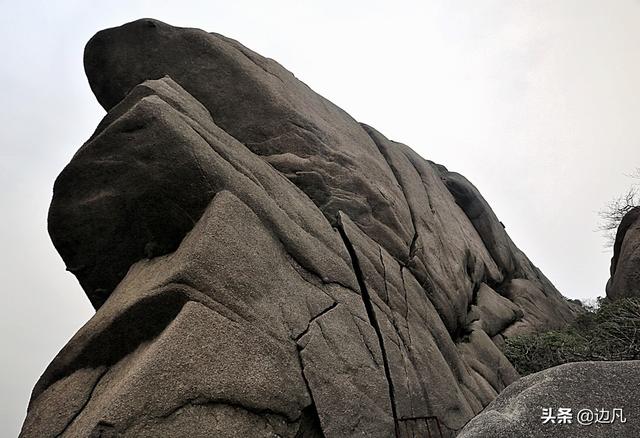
[2,0,640,435]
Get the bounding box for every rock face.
[607,206,640,300]
[458,361,640,438]
[458,205,640,438]
[22,19,581,438]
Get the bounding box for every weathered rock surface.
[459,206,640,438]
[458,361,640,438]
[607,206,640,300]
[23,19,581,437]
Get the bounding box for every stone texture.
[84,18,414,269]
[28,78,392,437]
[466,283,523,338]
[458,361,640,438]
[458,199,640,438]
[22,18,582,438]
[607,206,640,300]
[441,170,581,337]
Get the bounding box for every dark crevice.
[452,324,474,344]
[294,404,326,438]
[294,302,338,342]
[335,217,400,437]
[466,279,482,314]
[294,347,326,437]
[379,261,417,419]
[408,231,420,260]
[454,278,482,344]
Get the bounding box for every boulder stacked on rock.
[21,19,581,438]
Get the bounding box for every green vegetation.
[503,297,640,376]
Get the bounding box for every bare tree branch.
[597,169,639,247]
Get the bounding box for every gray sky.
[2,0,639,435]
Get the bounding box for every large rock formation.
[607,206,640,300]
[21,19,581,438]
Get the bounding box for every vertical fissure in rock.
[294,346,327,438]
[335,218,400,437]
[408,231,420,260]
[293,404,325,438]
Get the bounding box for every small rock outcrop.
[22,19,581,438]
[607,206,640,300]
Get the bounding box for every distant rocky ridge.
[21,19,581,438]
